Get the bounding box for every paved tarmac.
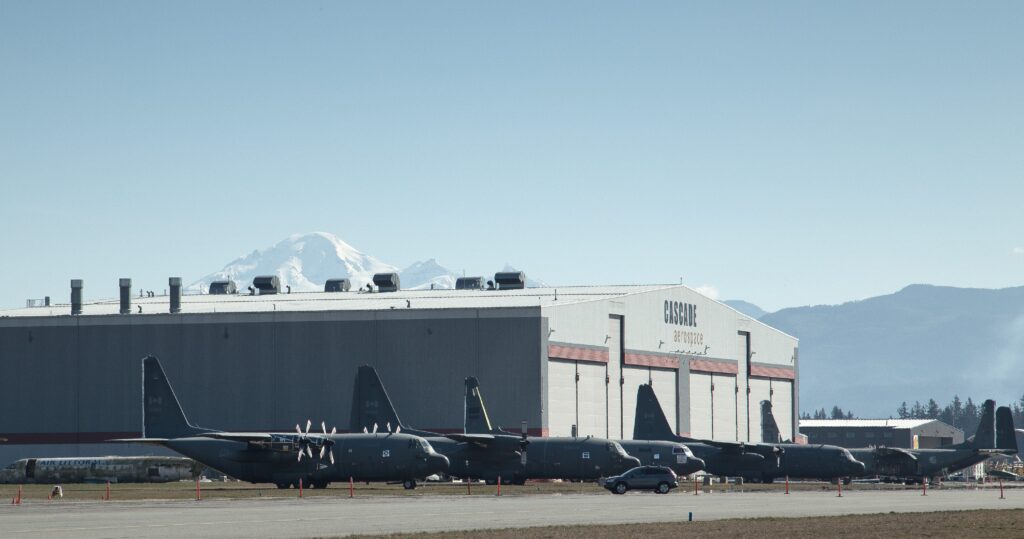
[2,488,1022,538]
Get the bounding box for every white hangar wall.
[542,286,798,443]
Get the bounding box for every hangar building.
[799,419,964,449]
[0,277,799,463]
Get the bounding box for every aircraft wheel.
[762,475,774,484]
[842,477,852,486]
[276,482,290,489]
[485,478,497,485]
[656,482,670,494]
[613,482,628,495]
[403,479,417,490]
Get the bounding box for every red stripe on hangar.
[750,364,796,380]
[548,343,609,364]
[688,358,739,375]
[624,350,680,369]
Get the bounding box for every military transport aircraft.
[350,366,641,485]
[463,377,704,478]
[0,456,201,484]
[760,397,1019,483]
[633,384,866,483]
[111,356,448,489]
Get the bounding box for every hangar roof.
[0,284,681,318]
[799,419,940,429]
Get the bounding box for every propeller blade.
[330,426,336,436]
[320,445,326,459]
[395,425,401,434]
[296,424,302,435]
[306,445,313,458]
[373,423,378,434]
[305,419,312,435]
[387,422,392,433]
[297,450,304,462]
[329,450,335,465]
[362,427,368,433]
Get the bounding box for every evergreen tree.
[963,398,979,435]
[897,401,909,419]
[830,406,845,420]
[926,399,940,419]
[911,401,924,419]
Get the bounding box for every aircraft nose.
[625,456,641,469]
[690,457,706,471]
[848,458,866,475]
[427,453,450,473]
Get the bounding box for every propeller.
[318,421,337,464]
[294,419,337,464]
[294,420,313,462]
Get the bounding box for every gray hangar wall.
[0,308,544,463]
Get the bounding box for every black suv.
[601,465,678,494]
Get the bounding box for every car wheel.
[403,479,417,490]
[614,482,628,495]
[656,482,670,494]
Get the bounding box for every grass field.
[1,478,1017,502]
[346,509,1024,539]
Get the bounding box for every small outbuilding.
[799,419,963,449]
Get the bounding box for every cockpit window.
[419,440,432,452]
[610,441,628,456]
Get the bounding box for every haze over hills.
[760,285,1024,418]
[188,232,543,294]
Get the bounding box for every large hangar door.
[607,317,623,439]
[689,373,713,439]
[748,378,772,442]
[771,380,794,442]
[712,374,738,441]
[548,360,577,437]
[577,361,607,437]
[620,367,649,441]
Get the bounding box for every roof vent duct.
[253,275,280,295]
[455,277,485,290]
[372,273,400,292]
[70,279,83,315]
[119,278,132,314]
[325,278,351,292]
[209,280,237,295]
[494,271,526,290]
[169,277,182,314]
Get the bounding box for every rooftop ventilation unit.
[209,280,237,295]
[325,278,351,292]
[253,275,280,295]
[455,277,485,290]
[71,279,83,315]
[169,277,182,314]
[494,271,526,290]
[372,273,400,292]
[119,278,132,315]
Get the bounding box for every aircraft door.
[25,459,37,480]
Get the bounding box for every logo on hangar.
[664,300,697,327]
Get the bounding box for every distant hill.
[761,284,1024,417]
[723,300,768,320]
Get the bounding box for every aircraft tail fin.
[464,377,498,434]
[351,366,412,434]
[142,356,210,438]
[996,406,1019,454]
[961,399,997,450]
[760,400,782,444]
[633,384,678,441]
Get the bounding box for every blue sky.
[1,1,1022,311]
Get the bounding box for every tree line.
[801,394,1024,435]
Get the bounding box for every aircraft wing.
[106,438,170,445]
[446,433,527,451]
[201,432,275,443]
[874,447,917,460]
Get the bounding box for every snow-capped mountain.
[188,232,539,293]
[189,232,399,293]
